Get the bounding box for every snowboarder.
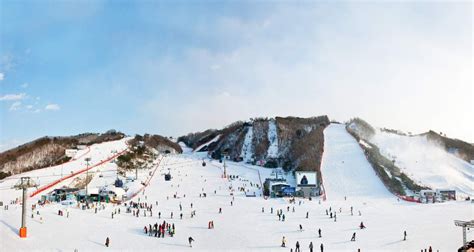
[295,241,300,252]
[281,236,286,247]
[188,236,194,247]
[351,232,356,241]
[309,242,314,252]
[359,222,365,229]
[403,230,407,241]
[105,237,110,247]
[318,228,322,238]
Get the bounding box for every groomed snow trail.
[240,126,254,162]
[321,124,392,200]
[266,120,279,158]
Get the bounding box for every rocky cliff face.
[178,116,330,182]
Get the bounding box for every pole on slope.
[13,177,37,238]
[455,220,474,246]
[85,157,91,202]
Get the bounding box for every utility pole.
[13,177,37,238]
[85,157,91,201]
[222,151,228,179]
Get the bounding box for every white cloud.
[0,93,26,101]
[9,101,21,111]
[21,83,29,88]
[26,105,33,109]
[0,72,4,81]
[45,103,60,111]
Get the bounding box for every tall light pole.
[85,157,91,201]
[13,177,37,238]
[222,151,228,179]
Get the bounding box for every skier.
[188,236,194,247]
[306,212,309,219]
[295,241,300,252]
[403,230,407,241]
[320,243,324,252]
[359,222,365,229]
[281,236,286,247]
[299,224,303,231]
[330,212,333,219]
[351,232,356,241]
[309,241,314,252]
[105,237,110,247]
[180,213,183,219]
[318,228,322,238]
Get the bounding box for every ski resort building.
[263,178,292,197]
[295,171,319,197]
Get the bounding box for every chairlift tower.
[13,177,38,238]
[85,157,91,201]
[454,220,474,246]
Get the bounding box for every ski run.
[0,124,472,251]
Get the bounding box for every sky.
[0,1,472,151]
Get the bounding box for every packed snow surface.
[267,120,279,158]
[321,124,392,200]
[0,133,472,251]
[240,126,254,162]
[194,135,221,152]
[371,130,474,197]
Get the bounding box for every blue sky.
[0,1,472,150]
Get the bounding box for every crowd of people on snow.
[144,220,176,237]
[0,159,441,251]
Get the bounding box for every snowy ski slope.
[371,131,474,197]
[321,124,392,200]
[240,126,254,162]
[0,131,472,251]
[267,120,279,158]
[194,135,221,152]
